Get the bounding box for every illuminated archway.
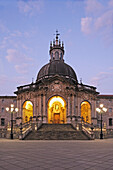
[81,101,91,124]
[48,96,66,124]
[22,101,33,123]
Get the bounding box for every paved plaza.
[0,139,113,170]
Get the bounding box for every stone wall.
[0,96,17,137]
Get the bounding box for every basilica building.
[15,32,99,127]
[0,32,113,139]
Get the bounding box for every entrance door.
[54,113,60,124]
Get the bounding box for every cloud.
[108,0,113,7]
[90,72,111,87]
[85,0,104,15]
[94,10,113,30]
[15,64,29,74]
[13,76,29,85]
[81,0,113,43]
[0,75,8,85]
[5,49,32,63]
[18,0,43,16]
[0,28,37,50]
[81,17,92,34]
[0,21,9,33]
[5,48,34,74]
[0,25,37,76]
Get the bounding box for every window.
[1,108,4,112]
[109,108,112,112]
[96,100,100,104]
[60,53,62,59]
[109,118,112,126]
[51,53,53,60]
[2,99,4,103]
[13,99,16,103]
[1,118,5,126]
[55,51,59,59]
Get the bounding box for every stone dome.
[36,60,78,82]
[36,31,78,83]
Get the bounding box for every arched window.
[55,51,59,59]
[60,53,62,60]
[23,101,33,123]
[51,53,53,60]
[81,101,91,124]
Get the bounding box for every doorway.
[48,96,66,124]
[54,113,60,124]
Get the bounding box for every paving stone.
[0,139,113,169]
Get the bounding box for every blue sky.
[0,0,113,95]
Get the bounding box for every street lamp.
[6,104,18,139]
[96,104,107,139]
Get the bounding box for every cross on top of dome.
[54,30,60,40]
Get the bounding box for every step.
[24,123,90,140]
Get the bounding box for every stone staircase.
[25,124,90,140]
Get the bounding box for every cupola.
[49,30,64,62]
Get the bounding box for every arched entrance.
[48,96,66,124]
[81,101,91,124]
[22,101,33,123]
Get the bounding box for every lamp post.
[6,104,18,139]
[96,104,107,139]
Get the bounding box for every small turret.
[49,30,65,62]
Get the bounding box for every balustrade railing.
[81,121,95,139]
[19,119,43,140]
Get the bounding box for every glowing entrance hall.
[22,101,33,123]
[48,96,66,124]
[81,101,91,124]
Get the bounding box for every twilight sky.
[0,0,113,95]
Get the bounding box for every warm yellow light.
[11,104,14,108]
[100,104,103,108]
[49,96,65,107]
[103,107,107,112]
[81,101,87,105]
[6,107,9,112]
[11,107,14,112]
[15,108,18,112]
[25,101,33,109]
[96,108,101,113]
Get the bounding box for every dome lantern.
[49,30,65,62]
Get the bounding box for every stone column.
[72,95,76,122]
[66,98,68,117]
[38,95,41,116]
[16,99,21,125]
[77,96,81,117]
[70,94,72,118]
[41,94,43,120]
[45,95,48,122]
[67,96,71,123]
[20,98,22,118]
[36,95,39,116]
[43,95,46,123]
[33,96,37,117]
[68,96,70,116]
[91,100,97,125]
[72,95,75,116]
[43,95,45,116]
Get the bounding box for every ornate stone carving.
[51,84,61,92]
